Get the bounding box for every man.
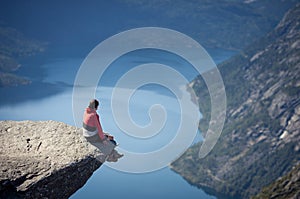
[83,99,123,162]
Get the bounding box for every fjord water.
[0,49,236,199]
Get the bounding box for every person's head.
[88,99,99,110]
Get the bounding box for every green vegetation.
[228,142,298,198]
[283,85,300,96]
[171,3,300,199]
[252,164,300,199]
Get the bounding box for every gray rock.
[268,91,288,119]
[0,120,103,199]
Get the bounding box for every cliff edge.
[0,120,102,199]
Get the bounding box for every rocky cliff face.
[0,120,102,199]
[171,3,300,199]
[252,164,300,199]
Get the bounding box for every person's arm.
[95,114,105,140]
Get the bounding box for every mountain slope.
[252,164,300,199]
[0,26,45,87]
[124,0,298,50]
[171,3,300,199]
[1,1,298,86]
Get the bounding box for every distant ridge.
[0,27,45,87]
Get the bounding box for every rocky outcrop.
[171,3,300,199]
[252,164,300,199]
[0,120,102,199]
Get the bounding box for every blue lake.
[0,48,236,199]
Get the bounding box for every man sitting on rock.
[82,99,123,162]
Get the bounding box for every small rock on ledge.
[0,120,103,199]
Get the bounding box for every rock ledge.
[0,120,102,199]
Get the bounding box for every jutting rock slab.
[0,120,104,199]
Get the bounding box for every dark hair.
[89,99,99,109]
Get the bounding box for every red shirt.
[83,107,105,140]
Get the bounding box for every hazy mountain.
[171,3,300,199]
[0,26,45,87]
[124,0,298,50]
[0,0,298,87]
